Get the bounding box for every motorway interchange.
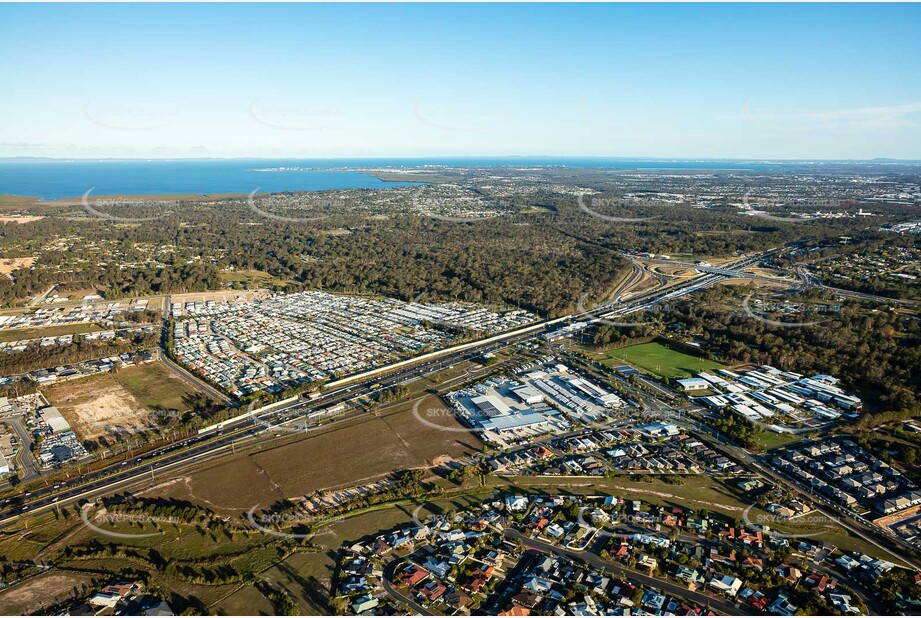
[0,247,880,536]
[3,245,921,613]
[0,248,781,523]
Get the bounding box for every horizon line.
[2,155,920,164]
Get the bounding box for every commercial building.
[40,406,71,433]
[472,395,513,418]
[676,378,710,392]
[478,409,552,434]
[511,385,544,405]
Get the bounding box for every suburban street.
[503,529,744,616]
[5,243,914,616]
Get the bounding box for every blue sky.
[1,3,920,159]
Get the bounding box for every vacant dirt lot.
[154,463,290,517]
[0,256,35,277]
[44,379,154,440]
[113,361,200,410]
[0,216,43,224]
[0,570,97,615]
[170,289,269,305]
[252,397,481,497]
[42,362,201,440]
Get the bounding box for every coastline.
[0,192,252,209]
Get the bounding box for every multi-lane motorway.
[0,337,518,525]
[0,248,780,526]
[5,242,920,614]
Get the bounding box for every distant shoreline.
[2,157,920,202]
[2,156,920,163]
[0,192,253,207]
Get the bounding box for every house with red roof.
[803,573,836,592]
[742,556,764,570]
[419,580,447,601]
[402,564,430,587]
[465,575,487,593]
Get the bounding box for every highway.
[795,266,921,307]
[642,256,785,284]
[816,283,921,307]
[0,338,520,525]
[4,241,917,615]
[0,248,779,526]
[582,253,770,326]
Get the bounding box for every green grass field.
[219,269,292,289]
[0,322,106,343]
[605,342,724,379]
[113,361,202,410]
[752,430,802,451]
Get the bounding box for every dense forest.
[0,331,159,376]
[0,186,891,315]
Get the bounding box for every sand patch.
[0,257,35,277]
[0,216,43,224]
[45,379,155,441]
[0,571,96,615]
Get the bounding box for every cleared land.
[0,256,35,277]
[656,254,734,265]
[42,361,202,440]
[646,264,699,278]
[214,585,275,616]
[0,570,97,615]
[111,361,201,410]
[0,216,43,224]
[605,342,724,379]
[721,277,790,289]
[154,395,482,514]
[0,322,106,343]
[169,289,269,305]
[52,288,106,302]
[252,396,481,496]
[219,269,294,289]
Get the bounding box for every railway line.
[0,249,780,527]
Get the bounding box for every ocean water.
[0,157,774,200]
